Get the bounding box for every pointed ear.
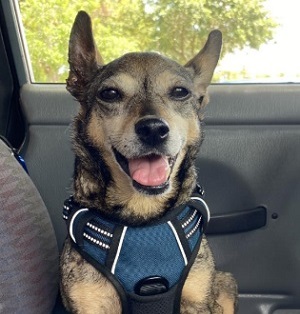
[185,30,222,88]
[66,11,103,99]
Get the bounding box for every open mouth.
[113,149,177,194]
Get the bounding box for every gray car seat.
[0,137,59,314]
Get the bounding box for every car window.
[17,0,299,83]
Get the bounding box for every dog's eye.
[97,88,121,102]
[170,87,190,100]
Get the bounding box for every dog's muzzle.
[114,117,178,194]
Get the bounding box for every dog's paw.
[181,299,223,314]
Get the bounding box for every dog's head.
[67,11,222,223]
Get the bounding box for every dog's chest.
[63,197,205,293]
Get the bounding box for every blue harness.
[63,189,210,314]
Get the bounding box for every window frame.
[1,0,33,85]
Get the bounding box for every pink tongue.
[128,155,169,187]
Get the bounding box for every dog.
[60,10,238,314]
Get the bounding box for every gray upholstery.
[0,139,59,314]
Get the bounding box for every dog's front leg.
[212,271,238,314]
[60,239,121,314]
[180,237,237,314]
[181,237,219,313]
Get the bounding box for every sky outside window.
[217,0,300,82]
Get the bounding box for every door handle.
[206,206,267,234]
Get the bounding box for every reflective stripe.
[167,221,188,266]
[111,226,128,274]
[190,197,210,222]
[69,208,89,243]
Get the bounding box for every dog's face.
[67,11,222,223]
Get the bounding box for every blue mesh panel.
[83,241,108,264]
[177,206,191,221]
[114,223,185,293]
[91,215,115,232]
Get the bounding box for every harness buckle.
[134,276,169,296]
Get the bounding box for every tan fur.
[214,271,238,313]
[182,239,215,304]
[61,11,238,314]
[70,282,121,314]
[60,240,122,314]
[217,294,235,314]
[105,73,139,96]
[182,266,213,305]
[78,170,99,195]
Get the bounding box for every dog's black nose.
[135,118,169,146]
